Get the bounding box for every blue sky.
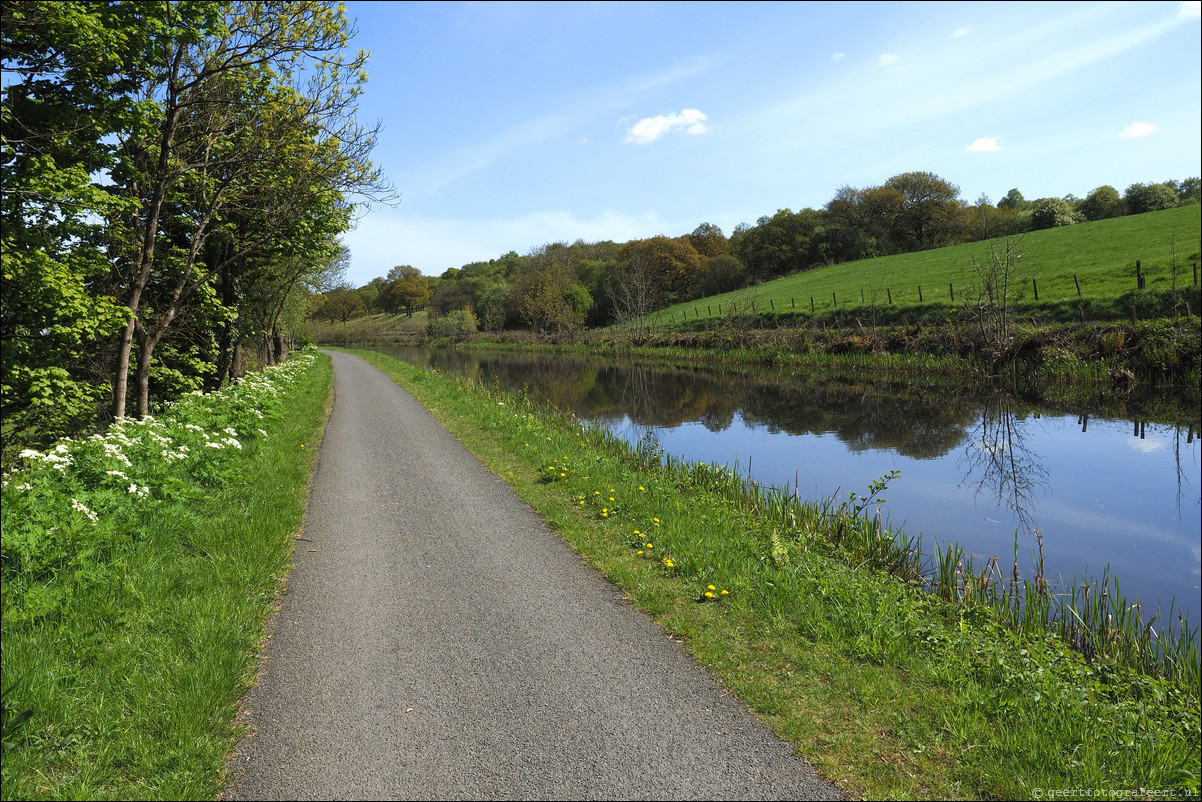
[338,0,1202,284]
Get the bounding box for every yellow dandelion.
[704,591,714,598]
[707,585,716,591]
[664,559,674,568]
[636,550,643,555]
[720,590,729,595]
[638,486,645,491]
[645,543,653,549]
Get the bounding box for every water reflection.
[370,346,1200,618]
[959,400,1051,534]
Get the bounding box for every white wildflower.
[70,498,99,523]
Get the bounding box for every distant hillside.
[651,205,1201,326]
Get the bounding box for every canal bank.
[341,346,1201,802]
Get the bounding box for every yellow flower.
[707,585,716,591]
[645,543,653,549]
[663,559,674,568]
[636,550,643,555]
[720,590,729,595]
[638,486,645,491]
[704,591,714,598]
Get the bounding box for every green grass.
[652,205,1202,326]
[0,352,333,800]
[348,347,1201,801]
[305,310,429,345]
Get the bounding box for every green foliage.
[0,348,330,799]
[1029,197,1080,230]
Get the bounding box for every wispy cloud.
[878,53,901,67]
[952,25,972,37]
[624,109,710,145]
[1119,121,1158,138]
[965,136,1002,152]
[830,52,846,61]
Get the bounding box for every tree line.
[2,0,388,462]
[314,171,1199,335]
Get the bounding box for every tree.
[882,171,964,250]
[381,265,431,316]
[687,222,728,257]
[997,188,1029,210]
[1,0,172,456]
[1124,182,1179,215]
[103,0,388,418]
[730,209,822,280]
[1029,197,1079,230]
[1077,185,1122,221]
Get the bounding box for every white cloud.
[623,108,710,145]
[1119,121,1158,138]
[965,136,1002,152]
[952,26,972,37]
[1180,1,1201,19]
[878,52,900,67]
[830,52,846,61]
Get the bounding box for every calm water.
[371,346,1201,623]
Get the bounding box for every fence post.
[832,292,837,308]
[918,285,923,302]
[949,283,954,302]
[811,297,815,312]
[1074,274,1082,297]
[791,297,795,309]
[1032,277,1038,301]
[887,288,892,304]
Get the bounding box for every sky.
[337,0,1202,285]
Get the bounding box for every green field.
[655,205,1201,325]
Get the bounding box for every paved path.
[225,350,843,801]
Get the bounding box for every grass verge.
[0,349,333,800]
[348,347,1200,801]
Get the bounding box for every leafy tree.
[687,222,728,257]
[997,188,1029,210]
[1077,185,1123,221]
[1029,197,1079,230]
[1124,182,1179,215]
[381,265,430,316]
[1,0,176,457]
[730,209,823,280]
[882,171,964,250]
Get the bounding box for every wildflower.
[106,470,128,480]
[70,498,99,524]
[704,592,714,598]
[721,590,729,595]
[663,559,674,568]
[708,585,716,591]
[638,486,645,491]
[645,543,653,549]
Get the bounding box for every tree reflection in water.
[957,398,1051,534]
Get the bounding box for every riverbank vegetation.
[349,348,1199,801]
[0,349,332,800]
[309,205,1201,386]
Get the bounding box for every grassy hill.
[653,205,1201,327]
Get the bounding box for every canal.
[370,345,1201,626]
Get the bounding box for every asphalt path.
[224,350,843,801]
